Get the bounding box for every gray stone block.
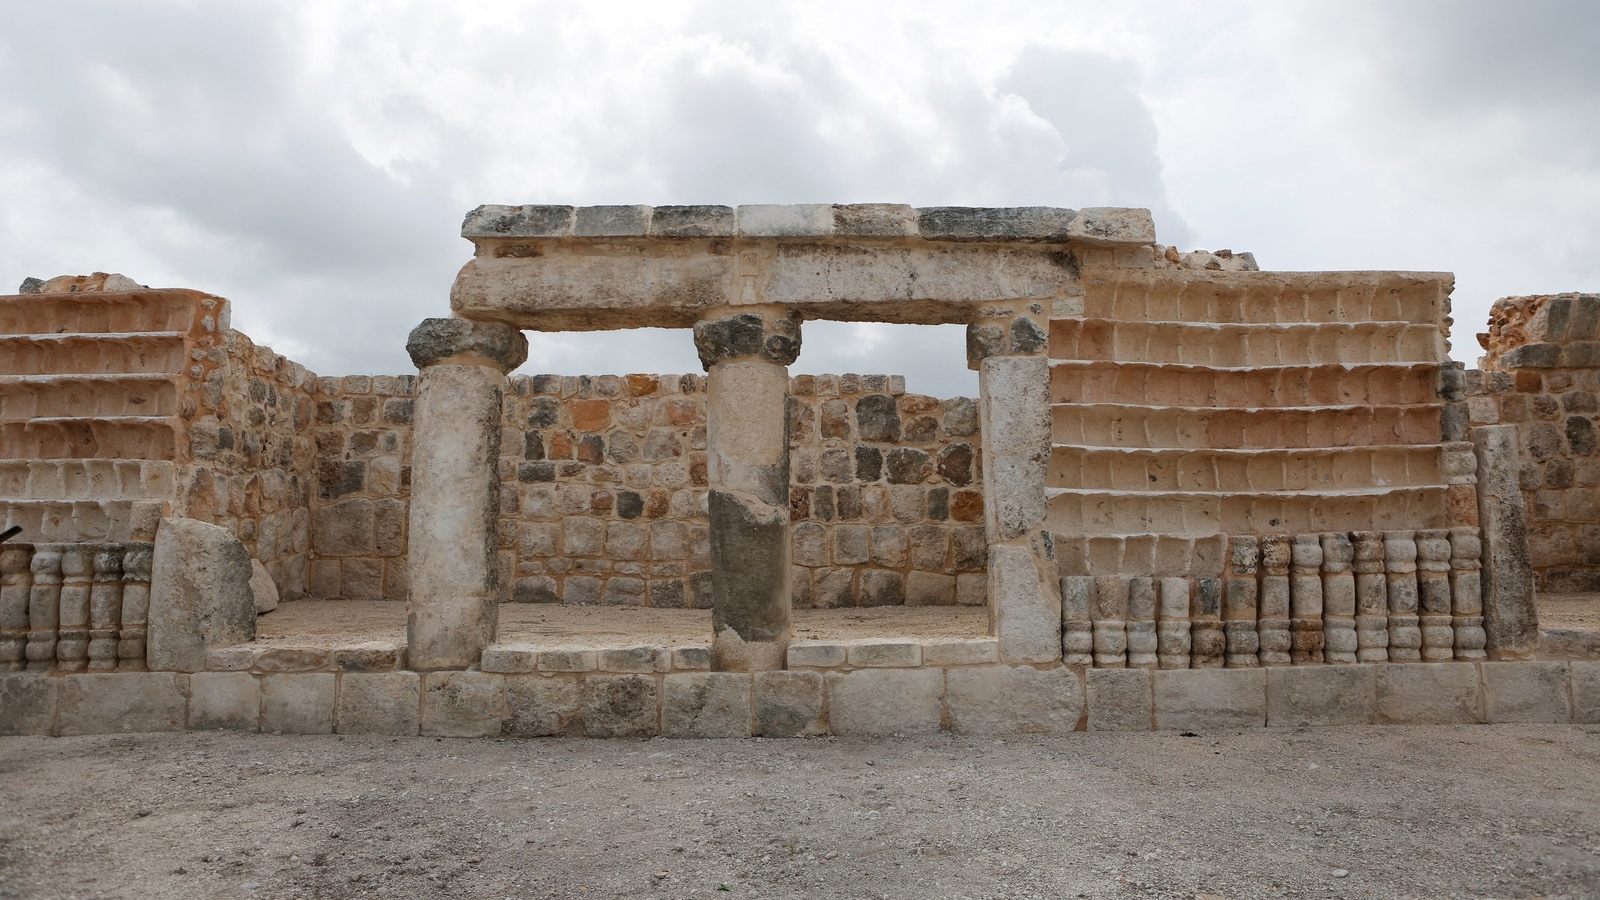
[481,642,539,674]
[260,673,335,734]
[252,647,330,674]
[332,642,404,672]
[148,517,256,672]
[916,206,1075,242]
[189,672,260,731]
[422,672,506,738]
[1375,662,1482,725]
[921,638,998,667]
[671,646,712,671]
[599,646,665,673]
[582,674,659,738]
[504,675,581,737]
[1266,665,1376,728]
[1573,662,1600,724]
[787,642,846,668]
[58,673,187,735]
[832,204,916,237]
[1152,669,1266,730]
[574,205,651,237]
[754,671,826,737]
[736,204,834,237]
[1483,661,1571,724]
[0,675,58,735]
[461,204,573,238]
[846,640,921,668]
[406,317,529,372]
[337,672,421,736]
[826,668,944,736]
[1087,668,1151,731]
[1067,208,1157,246]
[663,673,751,738]
[948,665,1082,734]
[649,205,734,238]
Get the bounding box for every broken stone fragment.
[147,517,256,673]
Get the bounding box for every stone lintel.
[406,317,528,372]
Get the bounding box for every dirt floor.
[2,725,1598,900]
[255,602,989,649]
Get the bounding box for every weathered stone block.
[422,671,507,737]
[846,639,921,668]
[205,645,256,672]
[582,674,659,738]
[600,645,665,673]
[0,675,58,735]
[260,673,335,734]
[538,648,597,672]
[736,204,833,237]
[1265,665,1376,727]
[1572,661,1600,724]
[504,675,582,737]
[189,672,260,731]
[1152,669,1266,730]
[671,645,712,671]
[1375,662,1482,725]
[826,668,944,736]
[754,670,826,737]
[332,642,404,672]
[1483,661,1571,724]
[252,647,330,674]
[148,517,255,672]
[663,673,751,738]
[336,672,421,735]
[1087,668,1151,731]
[787,641,846,668]
[58,673,187,735]
[481,642,539,674]
[574,204,651,237]
[921,638,998,667]
[1067,208,1156,245]
[989,540,1061,664]
[916,206,1075,242]
[948,665,1081,734]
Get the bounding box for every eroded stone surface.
[148,517,255,673]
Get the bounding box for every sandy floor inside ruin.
[255,601,989,649]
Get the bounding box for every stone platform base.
[4,660,1595,739]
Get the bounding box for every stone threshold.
[3,660,1595,739]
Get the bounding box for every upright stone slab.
[147,518,255,673]
[1471,425,1540,657]
[696,309,799,671]
[405,317,527,671]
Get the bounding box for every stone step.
[0,333,189,377]
[1051,403,1443,450]
[1077,269,1449,327]
[0,418,181,460]
[0,498,164,543]
[1049,532,1230,578]
[0,374,180,420]
[1049,319,1445,367]
[1047,444,1444,493]
[0,290,213,335]
[1049,360,1441,409]
[1044,485,1450,537]
[0,459,179,501]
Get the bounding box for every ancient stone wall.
[302,371,985,607]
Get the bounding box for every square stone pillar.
[971,307,1062,665]
[695,309,800,672]
[405,318,527,671]
[1471,424,1540,657]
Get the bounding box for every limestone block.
[422,671,507,738]
[663,672,752,738]
[916,206,1075,242]
[188,672,260,731]
[832,204,917,237]
[573,205,651,237]
[503,675,581,736]
[58,672,187,735]
[754,670,826,737]
[846,640,921,668]
[205,645,257,671]
[252,647,330,674]
[1067,208,1156,246]
[1374,662,1482,725]
[826,668,944,736]
[582,674,659,738]
[1152,669,1266,730]
[989,539,1062,665]
[1472,426,1540,657]
[979,356,1049,541]
[481,642,539,674]
[600,645,667,674]
[1573,662,1600,725]
[332,642,404,672]
[461,204,574,238]
[787,641,846,669]
[249,559,279,614]
[148,517,256,672]
[736,204,834,237]
[336,672,421,736]
[1483,661,1571,724]
[0,674,58,735]
[538,648,597,672]
[1087,668,1152,732]
[1265,665,1376,727]
[671,645,712,671]
[946,665,1082,734]
[921,638,998,667]
[260,673,335,734]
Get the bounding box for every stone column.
[1415,529,1455,661]
[1470,424,1540,657]
[1289,534,1325,664]
[1351,531,1390,662]
[1449,527,1488,660]
[117,542,152,671]
[405,318,528,671]
[1126,576,1158,669]
[1224,536,1261,668]
[1091,575,1129,668]
[1320,533,1358,664]
[55,544,93,672]
[1190,577,1225,668]
[972,306,1060,665]
[695,309,800,672]
[26,545,62,671]
[1384,531,1422,662]
[1256,535,1291,666]
[1156,576,1192,669]
[1060,575,1095,666]
[0,543,33,672]
[87,544,124,672]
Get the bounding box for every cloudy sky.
[1,1,1596,397]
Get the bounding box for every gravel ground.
[1,725,1597,900]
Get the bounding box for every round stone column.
[405,318,528,671]
[695,309,800,672]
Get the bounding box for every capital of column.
[693,309,801,370]
[407,317,528,372]
[966,302,1047,369]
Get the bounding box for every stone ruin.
[0,203,1595,738]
